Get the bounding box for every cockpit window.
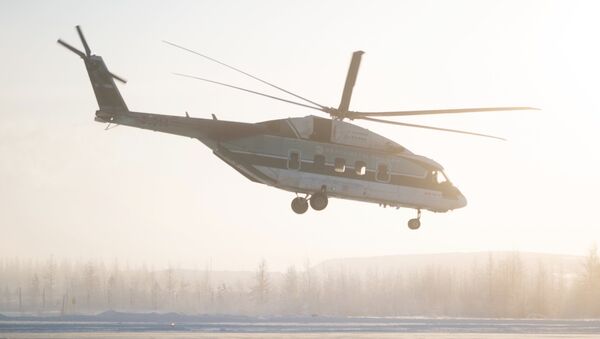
[431,170,450,185]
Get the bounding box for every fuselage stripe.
[226,149,458,198]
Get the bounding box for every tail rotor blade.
[109,72,127,84]
[76,25,91,57]
[57,39,87,59]
[59,27,127,85]
[337,50,364,116]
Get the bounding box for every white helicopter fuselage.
[212,115,467,213]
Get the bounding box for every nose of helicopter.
[442,184,468,210]
[455,191,468,209]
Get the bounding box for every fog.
[2,250,600,318]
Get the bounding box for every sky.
[1,0,600,271]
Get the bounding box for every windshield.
[431,170,450,185]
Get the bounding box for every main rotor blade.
[57,39,87,59]
[349,106,538,118]
[76,25,91,57]
[337,50,364,115]
[163,40,326,109]
[358,116,506,140]
[174,73,324,112]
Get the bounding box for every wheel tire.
[310,193,328,211]
[291,197,309,214]
[408,218,421,230]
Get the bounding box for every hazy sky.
[1,0,599,271]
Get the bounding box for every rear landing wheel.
[291,197,309,214]
[407,218,421,230]
[310,193,328,211]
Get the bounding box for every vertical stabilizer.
[83,55,128,112]
[58,26,129,113]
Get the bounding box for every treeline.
[1,250,600,318]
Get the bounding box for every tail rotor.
[57,26,127,84]
[57,25,129,113]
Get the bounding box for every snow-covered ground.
[1,333,600,339]
[2,317,600,338]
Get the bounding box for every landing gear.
[407,209,422,230]
[408,218,421,230]
[310,193,328,211]
[310,186,328,211]
[291,187,329,214]
[291,197,309,214]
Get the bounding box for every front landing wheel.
[408,218,421,230]
[291,197,309,214]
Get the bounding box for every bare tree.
[251,259,270,308]
[150,278,160,311]
[301,259,319,315]
[216,283,228,313]
[83,262,97,310]
[106,274,116,309]
[281,265,300,314]
[29,274,40,311]
[578,245,600,316]
[164,266,177,310]
[43,257,56,311]
[195,266,213,313]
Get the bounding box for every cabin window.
[376,163,390,182]
[355,161,367,176]
[288,151,300,170]
[313,154,325,170]
[334,158,346,173]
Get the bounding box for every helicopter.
[58,26,535,230]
